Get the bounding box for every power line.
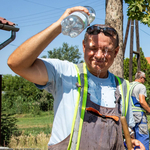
[16,5,105,25]
[23,0,64,9]
[5,0,105,28]
[140,28,150,37]
[9,0,103,21]
[10,3,104,27]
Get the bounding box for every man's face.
[141,75,146,84]
[83,33,119,78]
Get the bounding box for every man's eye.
[105,47,113,52]
[89,47,97,51]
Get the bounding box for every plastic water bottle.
[61,6,96,38]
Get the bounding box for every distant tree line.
[2,74,53,114]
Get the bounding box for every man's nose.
[94,49,105,58]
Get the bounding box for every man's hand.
[58,6,90,24]
[131,139,145,150]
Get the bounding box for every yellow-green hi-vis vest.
[67,63,130,150]
[130,82,146,112]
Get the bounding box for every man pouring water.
[7,6,145,150]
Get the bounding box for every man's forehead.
[88,36,98,46]
[87,35,111,45]
[87,35,100,43]
[86,34,116,46]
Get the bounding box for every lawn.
[15,111,54,136]
[8,111,54,149]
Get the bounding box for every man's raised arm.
[7,6,89,85]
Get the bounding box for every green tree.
[1,109,19,146]
[124,48,150,104]
[124,48,150,80]
[46,42,83,63]
[125,0,150,27]
[2,75,53,114]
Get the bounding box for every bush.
[1,111,20,146]
[2,75,54,114]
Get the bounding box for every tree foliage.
[1,109,19,146]
[125,0,150,27]
[46,42,83,63]
[124,48,150,104]
[2,75,53,114]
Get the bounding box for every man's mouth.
[94,58,105,64]
[92,60,105,69]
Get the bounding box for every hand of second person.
[131,139,145,150]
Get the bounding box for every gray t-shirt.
[132,81,147,101]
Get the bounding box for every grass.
[8,111,54,149]
[15,111,54,127]
[147,114,150,129]
[14,111,54,136]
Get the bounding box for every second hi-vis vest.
[130,82,146,112]
[67,63,130,150]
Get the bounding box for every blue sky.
[0,0,150,76]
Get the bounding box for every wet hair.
[83,24,119,48]
[135,71,145,79]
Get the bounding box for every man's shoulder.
[40,58,77,78]
[111,73,128,83]
[131,82,146,93]
[42,58,75,69]
[130,81,144,87]
[136,82,146,88]
[41,58,74,65]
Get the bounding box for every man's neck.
[135,79,142,83]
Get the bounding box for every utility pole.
[129,20,134,82]
[123,19,141,82]
[135,20,141,72]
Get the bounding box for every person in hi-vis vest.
[130,71,149,150]
[7,6,145,150]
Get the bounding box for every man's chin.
[92,64,105,71]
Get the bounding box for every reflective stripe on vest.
[67,63,88,150]
[67,63,129,150]
[115,76,130,117]
[130,82,146,112]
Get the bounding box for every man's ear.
[114,46,119,58]
[82,40,86,53]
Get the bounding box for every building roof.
[0,17,19,32]
[0,17,19,50]
[146,57,150,64]
[0,17,15,26]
